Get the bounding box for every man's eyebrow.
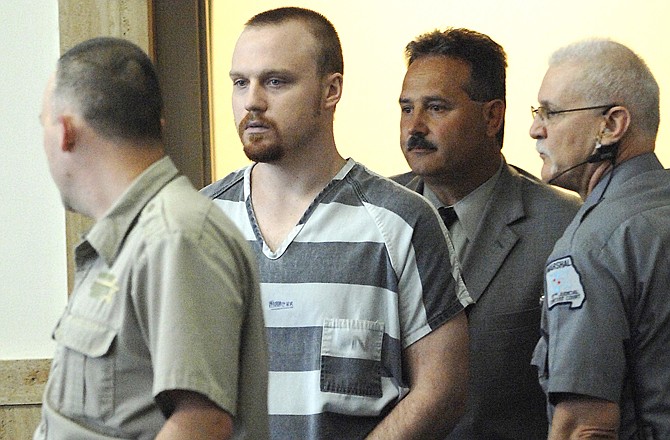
[422,95,447,102]
[399,96,447,104]
[229,69,294,78]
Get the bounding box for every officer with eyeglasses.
[530,38,670,439]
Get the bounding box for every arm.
[549,393,619,440]
[156,390,234,440]
[366,311,469,439]
[144,228,252,439]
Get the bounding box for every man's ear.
[483,99,505,138]
[323,72,343,110]
[58,115,76,152]
[601,105,630,145]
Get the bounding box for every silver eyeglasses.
[531,104,616,121]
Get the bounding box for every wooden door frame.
[153,0,212,191]
[60,0,213,292]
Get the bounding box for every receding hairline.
[243,7,343,77]
[241,17,318,41]
[234,19,321,69]
[242,14,320,46]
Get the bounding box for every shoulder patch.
[545,256,586,309]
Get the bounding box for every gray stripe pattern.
[203,160,467,439]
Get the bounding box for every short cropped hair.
[246,7,343,77]
[55,37,163,141]
[549,39,660,138]
[406,28,507,145]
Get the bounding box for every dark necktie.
[438,206,458,229]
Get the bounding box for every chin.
[406,158,435,175]
[243,145,283,163]
[540,162,555,182]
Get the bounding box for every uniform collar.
[77,156,179,266]
[580,153,663,222]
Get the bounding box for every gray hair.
[549,39,659,138]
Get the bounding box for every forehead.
[402,56,471,96]
[231,21,318,75]
[538,63,583,105]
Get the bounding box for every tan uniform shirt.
[35,157,269,439]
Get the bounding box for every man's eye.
[268,78,285,87]
[232,79,247,88]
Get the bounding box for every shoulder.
[614,167,670,204]
[200,167,247,200]
[345,163,435,219]
[589,171,670,238]
[139,176,246,248]
[389,171,416,186]
[389,170,423,193]
[507,164,582,211]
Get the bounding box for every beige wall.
[0,2,152,437]
[1,2,64,361]
[210,0,670,179]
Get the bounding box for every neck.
[81,141,165,219]
[580,137,654,200]
[580,161,612,200]
[252,133,345,198]
[254,155,345,199]
[247,139,345,253]
[425,156,501,206]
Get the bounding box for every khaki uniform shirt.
[35,157,269,439]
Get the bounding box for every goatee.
[238,113,284,163]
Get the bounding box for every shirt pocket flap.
[53,313,116,358]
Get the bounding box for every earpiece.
[548,136,619,184]
[587,141,618,163]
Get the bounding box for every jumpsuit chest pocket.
[320,318,384,399]
[50,313,118,420]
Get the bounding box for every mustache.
[238,113,275,137]
[406,134,437,151]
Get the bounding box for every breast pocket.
[320,318,384,398]
[471,306,542,379]
[50,313,117,420]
